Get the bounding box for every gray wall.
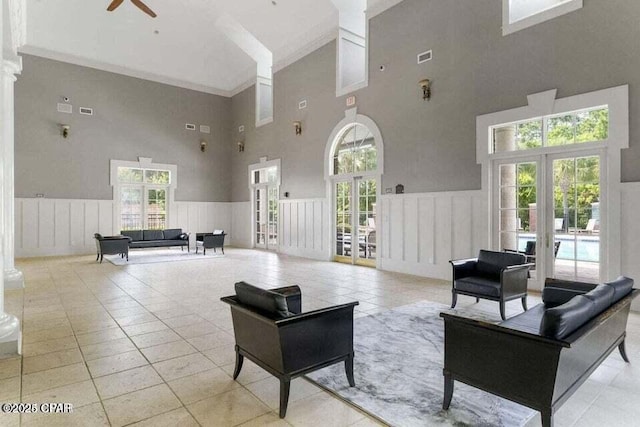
[230,0,640,202]
[16,55,232,202]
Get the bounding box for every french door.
[493,150,603,288]
[120,186,167,230]
[254,184,278,250]
[334,177,377,266]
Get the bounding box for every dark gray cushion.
[455,276,502,297]
[476,250,525,280]
[541,295,595,339]
[542,287,588,307]
[163,229,183,240]
[605,276,634,303]
[121,230,143,241]
[143,230,164,241]
[583,284,615,314]
[235,282,291,318]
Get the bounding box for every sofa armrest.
[450,258,478,281]
[542,278,598,307]
[501,264,534,298]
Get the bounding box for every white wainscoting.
[278,199,329,260]
[231,201,252,248]
[15,198,232,258]
[621,183,640,312]
[378,191,488,281]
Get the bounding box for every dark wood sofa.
[441,276,637,427]
[121,228,190,251]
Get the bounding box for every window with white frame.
[333,0,368,96]
[332,123,377,175]
[503,0,583,35]
[111,159,176,232]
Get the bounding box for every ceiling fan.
[107,0,157,18]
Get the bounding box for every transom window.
[332,124,377,175]
[492,106,608,153]
[503,0,583,36]
[252,166,277,185]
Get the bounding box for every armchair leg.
[232,352,244,380]
[100,254,104,264]
[443,372,454,410]
[619,339,630,363]
[475,297,480,303]
[279,378,291,418]
[541,409,554,427]
[499,300,506,321]
[451,291,458,309]
[345,354,355,387]
[521,296,528,311]
[96,252,100,261]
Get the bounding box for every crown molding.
[18,45,234,97]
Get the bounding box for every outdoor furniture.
[94,233,129,263]
[579,219,600,234]
[121,229,190,251]
[504,241,561,264]
[450,250,534,320]
[221,282,358,418]
[195,230,226,255]
[359,230,376,258]
[441,276,637,427]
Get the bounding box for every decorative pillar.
[494,125,518,251]
[2,60,23,289]
[0,60,21,356]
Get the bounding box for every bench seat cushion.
[500,304,546,334]
[130,240,187,248]
[455,276,501,298]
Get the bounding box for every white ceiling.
[21,0,402,96]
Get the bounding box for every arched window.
[332,123,377,176]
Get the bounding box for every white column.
[0,60,21,356]
[3,60,23,289]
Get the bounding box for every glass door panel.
[497,161,539,282]
[121,187,143,230]
[551,156,600,283]
[356,178,376,266]
[255,187,267,248]
[335,181,352,261]
[268,187,279,247]
[147,188,166,230]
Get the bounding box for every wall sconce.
[293,121,302,136]
[419,79,431,101]
[60,124,70,138]
[200,140,207,152]
[237,141,245,152]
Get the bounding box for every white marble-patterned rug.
[106,248,224,265]
[306,301,537,427]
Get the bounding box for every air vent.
[185,123,196,131]
[79,107,93,116]
[200,125,211,134]
[298,100,307,110]
[57,103,72,114]
[417,50,433,64]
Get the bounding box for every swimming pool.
[518,234,599,262]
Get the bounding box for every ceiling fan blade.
[106,0,125,12]
[131,0,157,18]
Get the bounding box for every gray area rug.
[306,301,536,427]
[106,248,224,265]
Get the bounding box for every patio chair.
[504,241,561,265]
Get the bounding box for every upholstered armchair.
[450,250,533,320]
[196,230,226,255]
[94,233,129,263]
[221,282,358,418]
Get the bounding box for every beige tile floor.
[1,248,639,427]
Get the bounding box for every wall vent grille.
[185,123,196,131]
[200,125,211,134]
[417,50,433,64]
[79,107,93,116]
